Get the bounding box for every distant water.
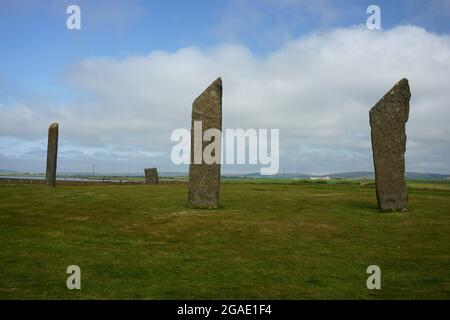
[1,176,44,180]
[0,176,134,183]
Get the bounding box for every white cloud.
[1,25,450,174]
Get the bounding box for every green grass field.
[1,180,449,299]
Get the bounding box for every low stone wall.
[0,178,185,186]
[0,178,46,185]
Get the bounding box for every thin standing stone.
[46,122,59,187]
[188,78,222,208]
[370,79,410,211]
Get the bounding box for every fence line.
[0,177,185,186]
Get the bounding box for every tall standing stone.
[46,122,59,187]
[188,78,222,208]
[144,168,159,184]
[370,78,410,211]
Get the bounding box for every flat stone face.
[188,78,222,208]
[144,168,159,184]
[46,122,59,187]
[370,79,410,211]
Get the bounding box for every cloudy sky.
[0,0,449,175]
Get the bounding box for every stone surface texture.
[370,78,410,211]
[46,122,59,187]
[144,168,159,184]
[188,78,222,208]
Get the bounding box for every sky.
[0,0,449,175]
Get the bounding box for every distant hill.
[223,171,450,180]
[0,169,17,174]
[326,171,450,180]
[2,170,448,181]
[405,172,450,180]
[224,172,312,179]
[326,172,374,179]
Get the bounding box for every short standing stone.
[144,168,159,184]
[370,78,410,211]
[188,78,222,208]
[46,122,59,187]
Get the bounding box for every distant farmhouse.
[310,176,331,181]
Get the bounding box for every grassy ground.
[0,180,449,299]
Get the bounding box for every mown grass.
[0,180,449,299]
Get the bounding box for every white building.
[310,176,331,181]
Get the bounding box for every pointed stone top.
[213,77,222,86]
[389,78,410,96]
[49,122,59,129]
[194,77,223,104]
[395,78,409,91]
[398,78,408,85]
[371,78,411,113]
[369,78,411,122]
[204,77,222,94]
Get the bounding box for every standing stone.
[46,122,59,187]
[144,168,159,184]
[370,78,410,211]
[188,78,222,208]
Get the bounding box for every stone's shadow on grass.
[185,203,224,210]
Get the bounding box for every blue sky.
[1,0,449,101]
[0,0,449,174]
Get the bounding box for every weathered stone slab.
[144,168,159,184]
[188,78,222,208]
[46,122,59,187]
[370,78,410,211]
